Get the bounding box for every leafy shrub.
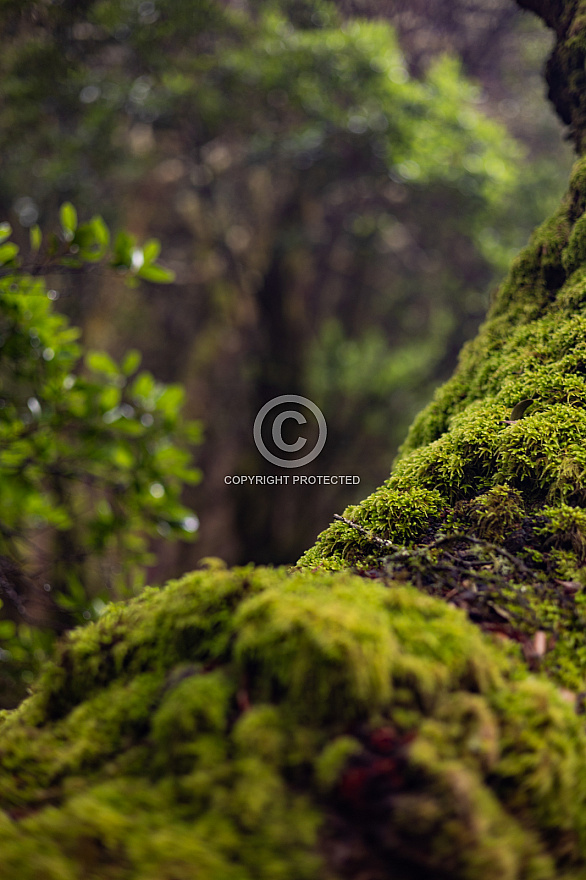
[0,208,201,704]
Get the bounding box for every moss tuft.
[467,484,525,542]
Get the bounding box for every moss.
[0,567,586,877]
[562,213,586,275]
[467,484,525,542]
[535,503,586,561]
[519,0,586,154]
[314,735,363,791]
[298,486,444,570]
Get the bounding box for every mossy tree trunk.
[300,0,586,690]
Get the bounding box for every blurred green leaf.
[0,242,19,265]
[122,349,142,375]
[156,385,184,416]
[91,215,110,249]
[60,202,78,238]
[113,230,136,267]
[137,263,175,283]
[0,620,16,640]
[58,255,82,268]
[86,350,120,376]
[142,239,161,263]
[29,224,41,252]
[131,372,156,400]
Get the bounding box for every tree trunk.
[517,0,586,152]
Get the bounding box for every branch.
[333,514,401,550]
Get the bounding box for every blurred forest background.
[0,0,574,697]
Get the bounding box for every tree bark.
[517,0,586,151]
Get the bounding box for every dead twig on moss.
[426,533,533,577]
[333,514,401,551]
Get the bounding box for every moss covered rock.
[1,565,586,879]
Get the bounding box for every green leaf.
[99,385,121,410]
[73,224,97,248]
[29,225,42,252]
[78,249,103,263]
[122,349,142,376]
[131,371,156,400]
[0,619,15,640]
[47,233,60,257]
[142,238,161,263]
[156,385,184,416]
[60,202,78,237]
[86,351,119,377]
[185,421,204,444]
[182,467,202,485]
[112,231,136,267]
[0,222,12,243]
[0,242,19,265]
[58,255,83,268]
[111,445,134,469]
[137,263,175,283]
[75,217,110,261]
[91,216,110,249]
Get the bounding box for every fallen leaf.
[509,398,534,420]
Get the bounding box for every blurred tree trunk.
[517,0,586,153]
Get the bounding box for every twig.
[427,533,532,577]
[333,514,401,550]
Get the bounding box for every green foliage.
[0,208,200,704]
[0,205,175,283]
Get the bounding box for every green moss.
[562,213,586,275]
[535,503,586,560]
[0,567,586,877]
[467,484,525,542]
[314,735,363,791]
[298,486,444,569]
